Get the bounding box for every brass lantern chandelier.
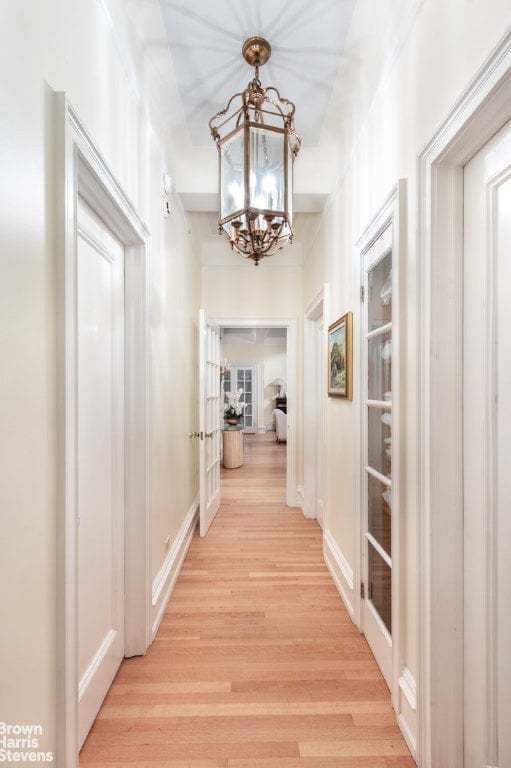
[209,37,301,266]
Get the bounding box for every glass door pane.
[368,331,392,401]
[367,407,392,478]
[368,546,392,634]
[367,473,392,556]
[224,365,256,432]
[368,251,392,331]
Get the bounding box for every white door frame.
[215,317,298,507]
[55,94,151,767]
[462,127,511,768]
[304,287,327,521]
[417,30,511,768]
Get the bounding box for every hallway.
[80,433,414,767]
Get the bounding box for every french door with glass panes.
[224,366,256,433]
[359,184,402,701]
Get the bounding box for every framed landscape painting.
[328,311,353,399]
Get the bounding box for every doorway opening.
[220,326,287,436]
[214,318,298,508]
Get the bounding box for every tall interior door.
[77,197,125,747]
[360,216,396,690]
[199,310,221,536]
[463,119,511,768]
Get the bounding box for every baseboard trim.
[323,529,355,621]
[296,485,306,514]
[398,667,417,759]
[151,496,199,638]
[299,486,316,520]
[78,629,116,699]
[399,666,417,711]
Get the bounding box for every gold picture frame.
[328,311,353,399]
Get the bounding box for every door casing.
[56,94,150,767]
[463,122,511,768]
[304,288,327,522]
[417,29,511,768]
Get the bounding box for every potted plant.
[223,388,246,425]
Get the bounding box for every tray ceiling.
[159,0,356,147]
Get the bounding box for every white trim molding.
[303,287,327,523]
[417,29,511,768]
[151,497,199,638]
[296,485,305,512]
[323,529,355,622]
[78,630,117,701]
[399,666,417,711]
[55,93,150,768]
[398,667,417,760]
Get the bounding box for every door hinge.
[360,581,365,599]
[360,285,365,302]
[200,431,204,440]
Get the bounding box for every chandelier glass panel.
[210,37,300,265]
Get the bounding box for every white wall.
[303,0,511,740]
[0,0,200,756]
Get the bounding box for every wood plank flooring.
[80,432,415,768]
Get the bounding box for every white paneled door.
[358,182,403,706]
[224,365,256,432]
[77,197,125,748]
[361,228,394,689]
[463,120,511,768]
[199,310,221,536]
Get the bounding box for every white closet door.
[77,197,125,747]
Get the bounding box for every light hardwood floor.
[80,431,415,768]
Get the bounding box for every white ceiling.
[159,0,356,148]
[156,0,357,265]
[122,0,415,266]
